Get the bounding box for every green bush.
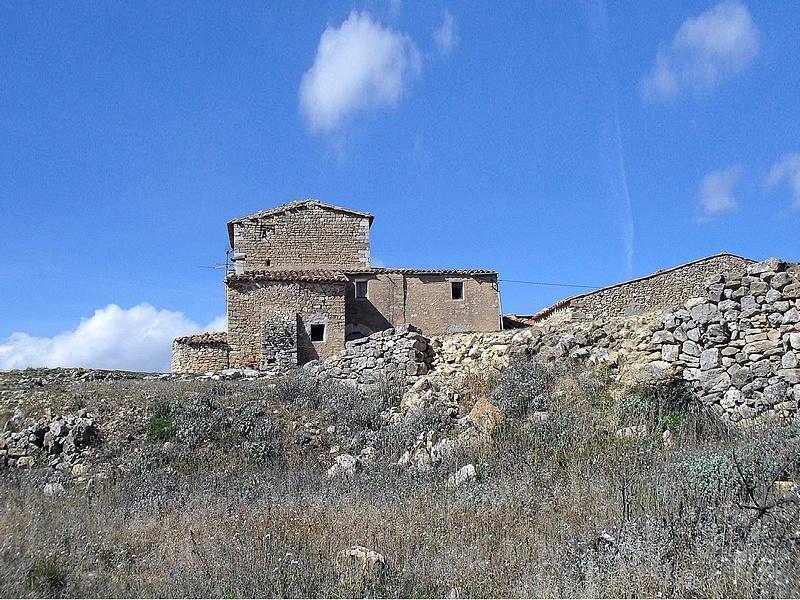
[147,416,174,440]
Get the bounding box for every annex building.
[172,199,502,373]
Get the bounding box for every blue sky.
[1,1,798,371]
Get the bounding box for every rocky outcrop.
[1,411,98,478]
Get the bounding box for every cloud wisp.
[434,8,458,56]
[697,166,742,221]
[641,0,758,100]
[766,153,800,209]
[0,304,226,373]
[299,11,421,133]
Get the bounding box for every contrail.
[586,0,635,275]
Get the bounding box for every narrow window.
[265,259,271,267]
[310,324,325,341]
[355,280,368,299]
[451,281,464,300]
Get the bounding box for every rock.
[43,482,65,497]
[690,303,721,324]
[326,454,362,480]
[748,257,785,275]
[721,388,741,409]
[616,425,647,439]
[661,344,679,362]
[790,333,800,350]
[447,463,477,487]
[700,348,721,371]
[335,545,387,591]
[467,398,504,435]
[682,340,701,357]
[783,352,799,369]
[764,382,789,405]
[16,456,35,468]
[662,429,674,449]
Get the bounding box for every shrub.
[489,358,560,418]
[147,416,174,440]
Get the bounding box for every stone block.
[682,340,701,357]
[700,348,721,370]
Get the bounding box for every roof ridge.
[228,199,374,225]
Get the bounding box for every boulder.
[335,545,387,591]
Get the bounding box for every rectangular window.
[451,281,464,300]
[310,324,325,342]
[355,280,368,298]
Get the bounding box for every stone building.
[505,252,755,327]
[172,199,501,373]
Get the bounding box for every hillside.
[1,358,798,598]
[2,257,799,597]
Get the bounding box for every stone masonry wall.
[539,253,754,325]
[232,202,371,271]
[171,333,230,374]
[302,325,435,393]
[430,258,800,428]
[226,278,346,369]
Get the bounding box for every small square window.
[310,324,325,341]
[451,281,464,300]
[355,281,368,298]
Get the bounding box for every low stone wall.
[171,333,230,374]
[430,257,800,428]
[302,324,435,392]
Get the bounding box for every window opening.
[451,281,464,300]
[310,324,325,342]
[355,281,368,298]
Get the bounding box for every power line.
[499,279,599,289]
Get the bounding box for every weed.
[27,555,68,597]
[147,416,174,440]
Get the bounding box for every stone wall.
[225,274,346,369]
[536,253,754,325]
[230,200,371,271]
[171,333,230,374]
[429,257,800,428]
[303,325,435,392]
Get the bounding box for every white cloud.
[434,8,458,55]
[698,166,742,218]
[0,304,225,373]
[641,1,758,99]
[299,11,421,133]
[766,153,800,209]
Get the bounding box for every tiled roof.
[225,269,349,284]
[174,332,228,345]
[228,199,374,226]
[347,268,498,277]
[502,314,538,327]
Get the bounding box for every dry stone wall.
[430,257,800,428]
[171,333,230,374]
[302,325,435,392]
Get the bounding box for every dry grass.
[1,363,799,598]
